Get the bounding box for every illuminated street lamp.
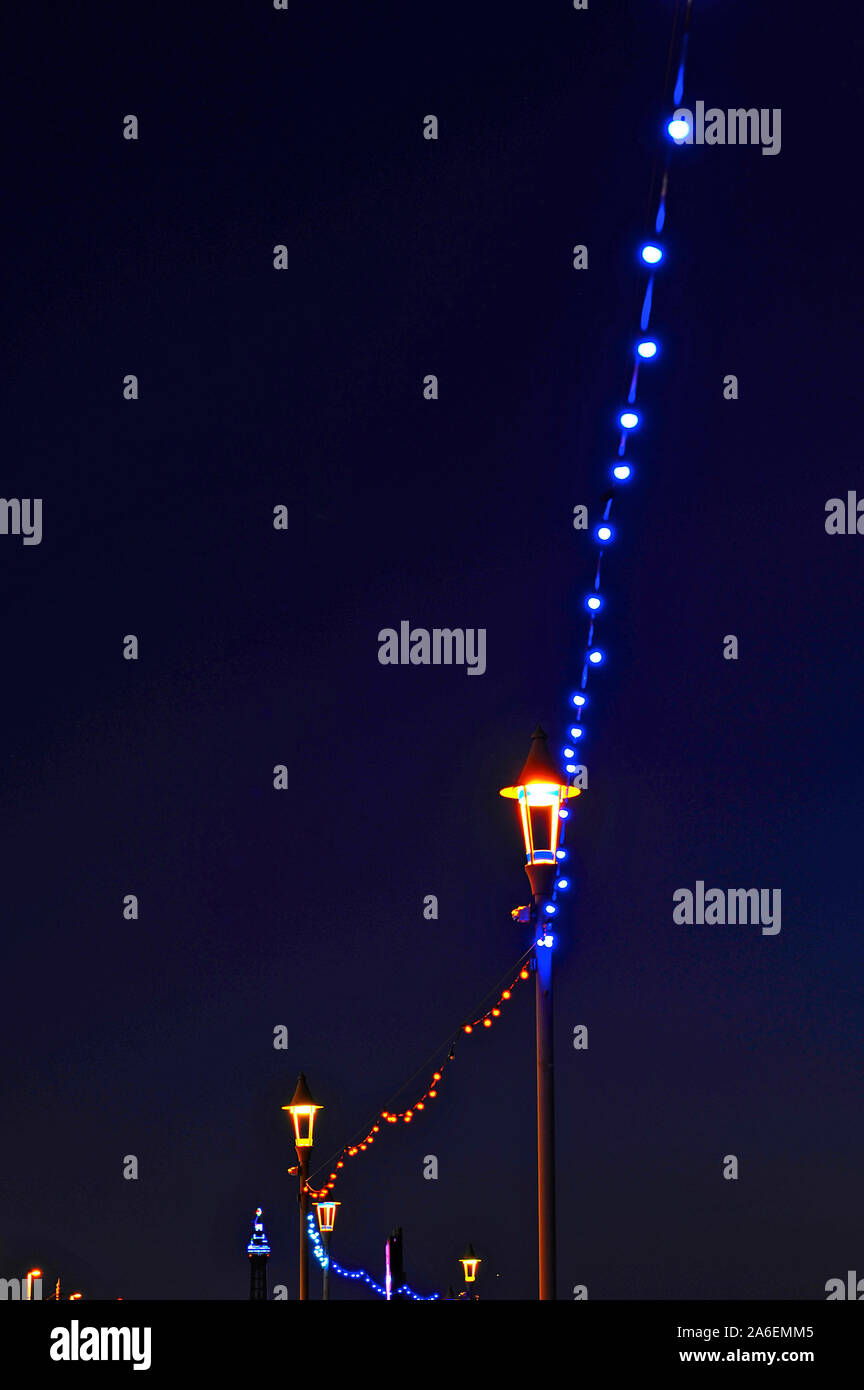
[459,1244,481,1285]
[501,726,577,1300]
[314,1200,340,1302]
[25,1269,42,1301]
[283,1073,322,1302]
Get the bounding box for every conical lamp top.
[500,725,574,799]
[288,1072,319,1110]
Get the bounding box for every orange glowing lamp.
[315,1200,341,1233]
[500,726,576,901]
[25,1269,42,1301]
[282,1073,322,1149]
[459,1243,481,1283]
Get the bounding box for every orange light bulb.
[502,990,511,1000]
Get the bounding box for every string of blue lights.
[549,0,695,904]
[306,1215,440,1300]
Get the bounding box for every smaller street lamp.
[459,1243,481,1285]
[315,1200,340,1302]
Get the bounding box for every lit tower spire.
[246,1207,271,1301]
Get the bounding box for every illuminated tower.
[247,1207,271,1301]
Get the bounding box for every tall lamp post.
[314,1200,340,1301]
[283,1073,322,1302]
[500,726,579,1301]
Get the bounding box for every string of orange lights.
[306,948,535,1199]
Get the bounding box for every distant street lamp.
[500,725,579,1300]
[25,1269,41,1301]
[314,1200,340,1302]
[459,1244,481,1286]
[283,1073,322,1302]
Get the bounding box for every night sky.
[2,0,863,1303]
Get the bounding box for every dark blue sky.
[2,0,862,1301]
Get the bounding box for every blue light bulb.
[545,903,557,915]
[619,410,640,429]
[612,463,632,480]
[637,339,658,358]
[556,878,569,890]
[568,726,584,739]
[667,117,690,140]
[596,524,613,542]
[571,692,587,707]
[586,594,603,611]
[588,649,604,665]
[640,243,663,265]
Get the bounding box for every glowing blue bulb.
[596,524,613,542]
[571,692,587,707]
[588,649,604,665]
[637,339,658,358]
[667,117,690,140]
[558,807,569,819]
[563,746,575,758]
[545,903,557,915]
[586,594,602,611]
[568,726,584,740]
[556,878,569,890]
[640,243,663,265]
[556,849,567,860]
[619,410,640,430]
[612,464,632,481]
[565,763,577,774]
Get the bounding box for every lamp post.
[283,1073,322,1302]
[500,725,579,1301]
[314,1200,340,1301]
[459,1243,481,1293]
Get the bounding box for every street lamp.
[283,1073,322,1302]
[459,1244,481,1285]
[25,1269,41,1301]
[500,725,578,1300]
[314,1200,340,1302]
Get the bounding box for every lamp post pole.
[322,1229,331,1301]
[501,725,578,1301]
[534,924,556,1302]
[298,1151,310,1302]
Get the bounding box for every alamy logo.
[825,1271,864,1299]
[50,1320,152,1371]
[671,102,781,156]
[0,1274,42,1300]
[0,497,42,545]
[672,881,781,936]
[378,621,486,676]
